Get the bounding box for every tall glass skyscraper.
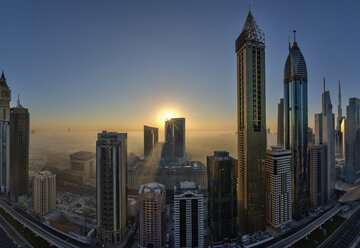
[236,11,266,233]
[283,34,309,219]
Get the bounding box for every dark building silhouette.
[144,125,158,158]
[308,145,325,210]
[207,151,237,243]
[236,10,267,233]
[163,118,185,159]
[9,96,29,202]
[277,98,284,148]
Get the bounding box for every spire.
[323,77,326,93]
[236,10,265,50]
[0,71,8,87]
[16,94,24,108]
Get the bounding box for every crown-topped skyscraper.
[283,32,309,219]
[0,72,11,195]
[236,11,266,234]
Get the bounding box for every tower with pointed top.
[10,96,29,202]
[0,72,11,195]
[283,33,309,219]
[236,11,266,233]
[335,81,344,158]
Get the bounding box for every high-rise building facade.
[174,181,204,248]
[164,118,185,159]
[236,11,267,233]
[96,131,127,244]
[277,98,284,148]
[314,113,323,145]
[265,146,292,229]
[207,151,237,242]
[32,170,56,215]
[308,145,325,209]
[138,182,166,248]
[144,125,159,158]
[9,97,29,202]
[335,80,344,158]
[345,98,360,183]
[308,127,314,145]
[321,80,335,202]
[283,34,309,218]
[0,72,10,195]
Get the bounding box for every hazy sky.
[0,0,359,132]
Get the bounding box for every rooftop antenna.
[293,30,296,42]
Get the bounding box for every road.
[0,213,33,247]
[318,204,360,248]
[0,197,83,248]
[268,204,343,248]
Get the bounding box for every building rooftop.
[69,151,95,160]
[139,182,165,195]
[174,181,201,195]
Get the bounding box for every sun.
[157,109,179,125]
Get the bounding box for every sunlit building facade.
[96,131,127,244]
[283,34,309,218]
[207,151,237,243]
[335,81,344,158]
[236,11,267,234]
[0,72,10,195]
[32,170,56,215]
[138,182,166,248]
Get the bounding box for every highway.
[268,204,343,248]
[0,197,82,248]
[318,204,360,248]
[0,213,33,247]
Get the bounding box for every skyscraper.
[344,98,360,183]
[236,11,267,233]
[0,72,10,195]
[164,118,185,159]
[283,32,309,218]
[335,81,344,158]
[308,145,325,209]
[277,98,284,148]
[9,96,30,202]
[321,79,335,202]
[174,181,204,248]
[32,170,56,215]
[138,182,166,248]
[207,151,237,243]
[144,125,158,158]
[314,113,323,145]
[265,146,292,229]
[96,131,127,244]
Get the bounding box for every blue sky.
[0,0,358,131]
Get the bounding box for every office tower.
[207,151,237,242]
[345,98,360,183]
[32,170,56,215]
[164,118,185,159]
[283,32,309,218]
[144,125,159,158]
[321,79,335,202]
[308,145,325,209]
[0,72,10,195]
[9,96,29,202]
[314,113,323,145]
[69,151,96,177]
[277,98,284,147]
[174,181,204,248]
[236,10,267,233]
[308,127,314,145]
[138,182,166,248]
[96,131,127,244]
[335,81,344,158]
[265,146,292,229]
